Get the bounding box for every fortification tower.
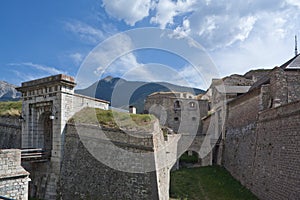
[17,74,76,162]
[17,74,109,199]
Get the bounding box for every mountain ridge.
[0,77,205,113]
[76,77,205,113]
[0,81,21,101]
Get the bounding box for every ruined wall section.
[0,116,21,149]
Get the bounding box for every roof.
[279,54,300,69]
[285,54,300,69]
[249,54,300,91]
[148,91,195,97]
[215,85,251,94]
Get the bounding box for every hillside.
[76,77,205,113]
[0,81,21,101]
[0,101,22,116]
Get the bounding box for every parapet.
[18,74,76,90]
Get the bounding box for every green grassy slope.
[170,166,258,200]
[0,101,22,116]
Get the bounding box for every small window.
[192,117,196,121]
[174,117,179,121]
[189,101,195,108]
[174,100,181,109]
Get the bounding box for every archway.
[178,150,200,168]
[38,111,53,158]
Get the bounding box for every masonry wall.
[57,122,174,200]
[250,101,300,199]
[0,116,21,149]
[0,149,30,200]
[224,89,260,188]
[285,70,300,103]
[224,97,300,199]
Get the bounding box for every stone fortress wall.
[0,149,30,200]
[16,74,110,200]
[1,58,300,200]
[0,74,179,200]
[225,99,300,200]
[58,121,180,200]
[0,116,21,149]
[223,65,300,199]
[0,118,177,200]
[144,92,211,166]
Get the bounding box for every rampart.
[224,98,300,199]
[0,116,21,149]
[56,121,179,200]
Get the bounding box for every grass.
[0,101,22,116]
[71,107,156,129]
[170,166,258,200]
[179,152,199,164]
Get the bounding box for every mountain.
[75,77,205,113]
[0,81,21,101]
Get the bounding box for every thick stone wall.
[57,122,176,200]
[224,99,300,200]
[0,149,30,200]
[0,116,21,149]
[285,70,300,103]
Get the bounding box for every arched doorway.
[38,111,53,158]
[178,150,200,168]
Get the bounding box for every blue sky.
[1,0,300,89]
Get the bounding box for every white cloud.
[64,20,105,44]
[227,16,257,46]
[76,32,138,88]
[150,0,196,28]
[8,62,67,83]
[69,53,84,66]
[102,0,154,26]
[90,0,300,87]
[89,33,135,77]
[9,62,65,75]
[172,19,191,38]
[98,52,144,76]
[286,0,300,8]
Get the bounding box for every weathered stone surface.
[17,74,110,199]
[57,122,178,200]
[224,93,300,200]
[144,92,210,166]
[0,116,21,149]
[0,149,30,200]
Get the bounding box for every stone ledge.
[0,171,29,180]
